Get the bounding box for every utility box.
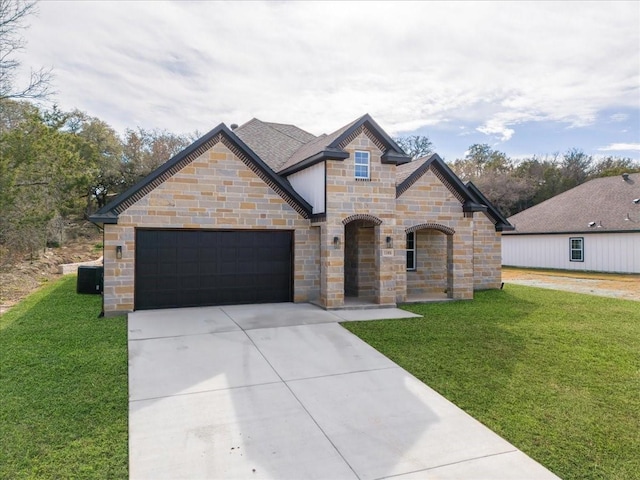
[77,266,104,294]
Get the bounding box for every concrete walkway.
[128,303,559,480]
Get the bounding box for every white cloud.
[16,0,640,143]
[598,143,640,152]
[476,122,515,142]
[609,113,629,123]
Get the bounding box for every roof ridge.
[263,121,315,145]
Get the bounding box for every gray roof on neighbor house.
[505,173,640,234]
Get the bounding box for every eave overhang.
[463,201,488,213]
[381,150,412,165]
[279,149,349,176]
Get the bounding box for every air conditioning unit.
[77,266,104,294]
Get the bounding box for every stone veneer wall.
[473,213,502,289]
[322,131,400,307]
[102,141,319,315]
[397,169,474,301]
[407,230,448,296]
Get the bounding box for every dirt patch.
[502,267,640,302]
[0,235,103,314]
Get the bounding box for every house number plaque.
[381,249,394,257]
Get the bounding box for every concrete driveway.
[128,303,559,480]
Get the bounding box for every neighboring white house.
[502,173,640,274]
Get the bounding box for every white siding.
[288,162,325,214]
[502,232,640,273]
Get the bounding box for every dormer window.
[354,151,370,180]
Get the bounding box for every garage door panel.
[135,229,292,310]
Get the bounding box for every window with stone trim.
[570,237,584,262]
[406,231,416,270]
[354,151,370,179]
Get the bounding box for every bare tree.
[0,0,52,100]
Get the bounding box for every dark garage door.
[135,229,293,310]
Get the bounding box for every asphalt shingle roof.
[234,119,316,172]
[396,156,433,185]
[506,173,640,234]
[277,117,360,173]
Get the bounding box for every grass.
[343,285,640,480]
[0,276,128,479]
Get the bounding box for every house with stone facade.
[90,114,512,316]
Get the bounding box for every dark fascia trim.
[397,154,472,200]
[466,181,515,231]
[504,229,640,236]
[281,114,410,176]
[90,123,228,224]
[89,123,312,225]
[396,154,437,197]
[228,129,313,215]
[463,201,487,213]
[279,149,349,176]
[310,213,327,223]
[395,155,513,232]
[328,113,411,164]
[89,214,118,224]
[430,156,478,202]
[495,223,516,232]
[382,150,412,165]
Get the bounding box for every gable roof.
[278,114,411,175]
[396,154,514,232]
[89,123,312,224]
[505,173,640,234]
[233,119,316,172]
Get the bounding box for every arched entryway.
[343,214,382,303]
[405,223,454,300]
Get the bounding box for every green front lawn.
[343,286,640,480]
[0,276,128,479]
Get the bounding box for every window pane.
[406,232,414,249]
[406,251,414,270]
[355,165,368,178]
[569,238,583,262]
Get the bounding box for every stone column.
[320,222,345,308]
[375,222,397,306]
[450,217,474,300]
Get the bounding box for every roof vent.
[622,172,629,181]
[230,123,239,130]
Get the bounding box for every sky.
[19,1,640,162]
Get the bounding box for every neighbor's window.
[354,151,370,179]
[406,232,416,270]
[570,237,584,262]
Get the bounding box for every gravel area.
[502,268,640,302]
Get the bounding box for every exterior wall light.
[333,236,340,249]
[386,236,393,248]
[116,245,123,259]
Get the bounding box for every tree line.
[0,100,193,262]
[397,135,640,217]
